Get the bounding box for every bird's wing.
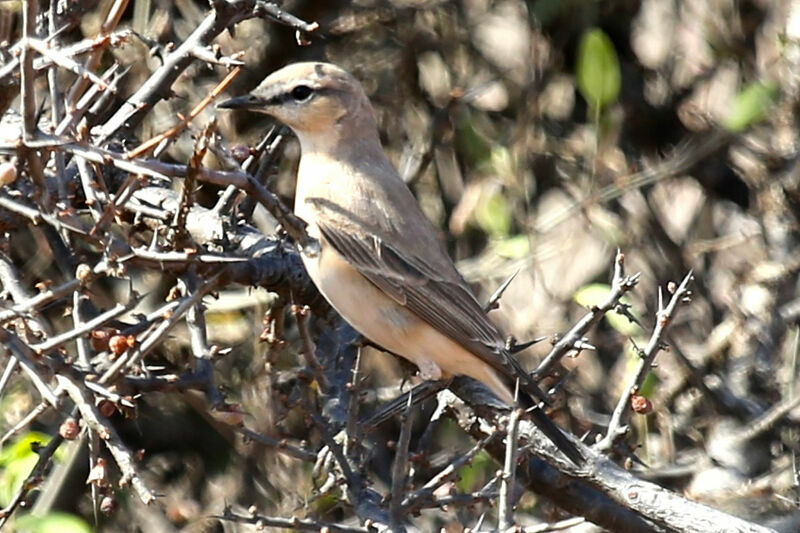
[308,196,584,464]
[309,196,544,399]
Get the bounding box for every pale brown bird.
[218,62,582,464]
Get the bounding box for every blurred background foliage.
[1,0,800,531]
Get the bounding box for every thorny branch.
[498,407,521,531]
[0,0,794,532]
[0,2,322,527]
[56,374,155,505]
[534,250,640,378]
[596,271,695,451]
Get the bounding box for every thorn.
[484,269,520,312]
[507,336,546,354]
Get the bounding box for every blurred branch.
[217,505,368,532]
[533,133,729,236]
[236,426,316,462]
[307,399,391,530]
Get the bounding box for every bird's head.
[218,62,378,150]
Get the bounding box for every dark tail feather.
[515,382,584,465]
[524,402,584,464]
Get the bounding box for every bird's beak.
[216,93,266,110]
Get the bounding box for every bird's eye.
[290,85,314,102]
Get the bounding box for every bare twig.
[56,374,156,505]
[96,0,315,141]
[31,300,136,354]
[596,271,694,451]
[19,0,49,209]
[254,1,320,33]
[64,0,128,107]
[185,271,224,408]
[27,38,114,94]
[389,394,414,532]
[732,387,800,442]
[55,63,124,136]
[0,136,312,247]
[344,347,363,464]
[293,304,330,391]
[0,260,109,324]
[517,517,586,532]
[217,505,368,533]
[45,2,67,201]
[236,426,316,462]
[449,383,775,533]
[0,357,18,398]
[498,408,522,531]
[306,400,391,530]
[0,400,52,447]
[403,428,499,512]
[20,0,38,138]
[124,67,241,160]
[75,156,105,223]
[212,125,286,214]
[0,327,59,407]
[535,251,640,378]
[98,273,221,385]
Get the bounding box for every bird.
[218,62,583,464]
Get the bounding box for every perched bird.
[218,62,583,464]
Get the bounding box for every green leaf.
[638,369,659,398]
[573,283,640,336]
[310,492,340,513]
[493,234,530,259]
[723,81,778,133]
[0,432,50,465]
[0,432,51,507]
[15,512,93,533]
[454,110,492,167]
[624,343,659,398]
[456,450,493,492]
[576,28,621,113]
[489,146,516,184]
[475,190,512,238]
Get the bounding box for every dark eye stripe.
[266,92,293,106]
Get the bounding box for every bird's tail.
[494,349,584,464]
[514,380,584,465]
[525,401,584,465]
